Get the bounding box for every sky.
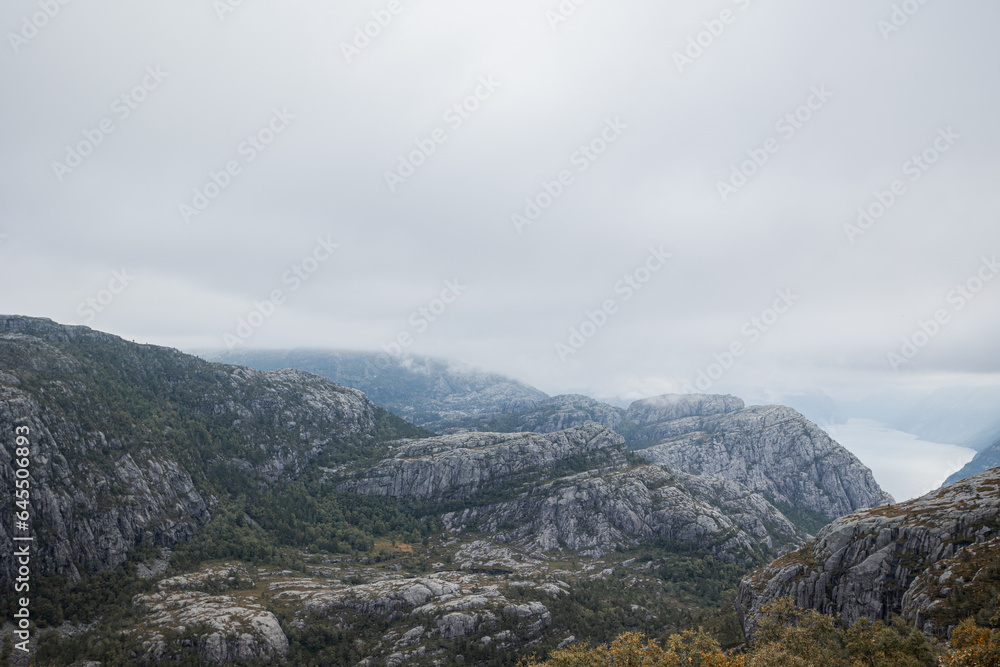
[2,0,1000,404]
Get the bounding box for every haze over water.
[823,419,975,502]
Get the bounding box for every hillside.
[945,435,1000,484]
[0,317,893,665]
[738,466,1000,640]
[200,349,549,432]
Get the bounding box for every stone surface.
[462,394,627,435]
[132,590,288,664]
[339,423,627,501]
[738,467,1000,638]
[637,405,893,524]
[625,393,745,426]
[0,316,398,586]
[441,464,799,560]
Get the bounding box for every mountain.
[462,393,626,434]
[944,435,1000,484]
[843,386,1000,450]
[0,316,426,588]
[200,349,549,431]
[635,403,894,533]
[737,466,1000,640]
[622,393,745,448]
[0,317,893,665]
[341,423,801,560]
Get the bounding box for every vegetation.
[523,598,945,667]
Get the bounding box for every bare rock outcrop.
[637,405,893,524]
[738,467,1000,638]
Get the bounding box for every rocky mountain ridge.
[0,316,895,665]
[737,466,1000,639]
[0,316,422,585]
[201,349,549,432]
[637,405,893,530]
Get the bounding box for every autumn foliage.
[522,597,1000,667]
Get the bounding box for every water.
[822,418,976,503]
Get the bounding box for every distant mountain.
[199,349,549,432]
[944,435,1000,484]
[462,393,626,434]
[843,386,1000,450]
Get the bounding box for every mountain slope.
[945,435,1000,485]
[636,404,893,532]
[0,318,896,665]
[342,423,801,561]
[201,349,549,431]
[737,466,1000,639]
[0,316,424,586]
[462,394,626,434]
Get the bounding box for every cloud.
[1,0,999,401]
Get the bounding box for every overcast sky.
[2,0,999,403]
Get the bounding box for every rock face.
[339,423,627,501]
[737,467,1000,638]
[0,316,420,585]
[132,563,288,664]
[345,423,799,560]
[202,349,549,431]
[626,393,745,426]
[441,464,800,559]
[0,316,900,665]
[636,405,893,526]
[467,394,627,435]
